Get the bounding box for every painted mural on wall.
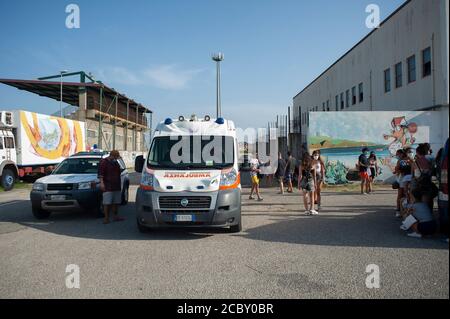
[308,111,444,184]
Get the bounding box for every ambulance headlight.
[219,168,239,190]
[140,169,155,191]
[32,183,45,191]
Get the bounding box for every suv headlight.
[78,181,97,190]
[32,183,45,191]
[140,169,154,191]
[219,168,240,190]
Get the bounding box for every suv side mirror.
[135,155,145,173]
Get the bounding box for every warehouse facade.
[292,0,449,149]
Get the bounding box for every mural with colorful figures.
[308,111,445,184]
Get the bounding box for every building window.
[351,86,356,105]
[422,47,431,77]
[395,62,402,88]
[315,106,318,112]
[326,100,330,111]
[4,137,14,149]
[345,90,350,108]
[384,68,391,93]
[407,55,416,83]
[340,93,344,110]
[322,102,325,112]
[358,82,364,102]
[0,138,3,150]
[335,95,339,111]
[87,129,97,138]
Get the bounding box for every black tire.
[32,206,51,219]
[1,168,16,191]
[229,220,242,233]
[121,184,129,205]
[92,202,104,218]
[137,219,149,233]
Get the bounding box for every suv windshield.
[53,158,101,174]
[147,136,234,169]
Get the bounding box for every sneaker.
[400,224,409,231]
[407,232,422,238]
[249,196,255,200]
[304,210,311,216]
[257,197,264,201]
[310,209,319,215]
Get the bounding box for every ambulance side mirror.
[135,155,145,173]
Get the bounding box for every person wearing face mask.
[311,150,325,210]
[98,150,125,224]
[411,144,436,211]
[358,148,370,195]
[394,149,407,216]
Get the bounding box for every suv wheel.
[121,184,129,205]
[32,206,51,219]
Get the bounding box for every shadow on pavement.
[239,204,448,250]
[0,200,222,241]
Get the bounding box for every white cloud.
[144,65,203,90]
[96,65,204,90]
[97,67,142,85]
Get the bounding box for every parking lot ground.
[0,185,448,298]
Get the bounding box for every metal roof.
[0,78,152,114]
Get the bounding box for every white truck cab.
[134,115,242,232]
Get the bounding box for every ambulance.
[134,115,242,232]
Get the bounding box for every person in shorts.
[358,148,370,194]
[248,153,269,201]
[98,150,125,224]
[274,152,287,194]
[298,153,317,215]
[285,151,297,193]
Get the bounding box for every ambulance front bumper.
[136,188,241,228]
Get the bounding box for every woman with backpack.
[298,153,318,215]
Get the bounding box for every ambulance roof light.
[164,118,173,125]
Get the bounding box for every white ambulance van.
[134,115,242,232]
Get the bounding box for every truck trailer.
[0,110,86,190]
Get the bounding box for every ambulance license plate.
[175,215,194,222]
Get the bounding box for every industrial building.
[292,0,449,154]
[0,71,152,166]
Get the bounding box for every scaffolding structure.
[0,71,153,153]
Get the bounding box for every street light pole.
[212,53,224,118]
[60,70,68,117]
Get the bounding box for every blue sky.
[0,0,405,129]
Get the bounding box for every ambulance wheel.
[1,169,15,191]
[137,219,149,233]
[229,220,242,233]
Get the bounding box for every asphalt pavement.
[0,185,448,298]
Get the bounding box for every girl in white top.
[312,150,325,210]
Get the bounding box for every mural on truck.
[308,111,444,184]
[20,111,85,164]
